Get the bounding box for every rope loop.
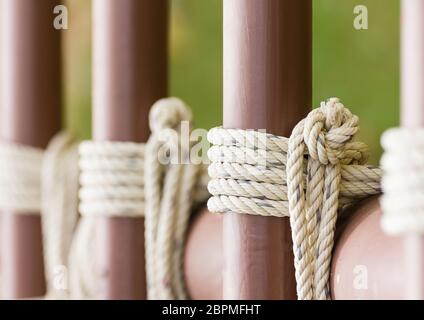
[149,97,192,133]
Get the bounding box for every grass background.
[63,0,400,164]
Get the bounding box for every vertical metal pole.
[401,0,424,299]
[223,0,312,299]
[0,0,62,298]
[92,0,168,299]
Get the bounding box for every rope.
[207,98,383,300]
[68,140,146,298]
[67,215,99,298]
[79,141,145,217]
[0,141,44,213]
[0,132,80,299]
[0,139,43,297]
[145,97,209,300]
[67,139,146,299]
[381,128,424,235]
[41,132,80,299]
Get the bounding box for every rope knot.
[287,97,372,299]
[301,98,366,165]
[149,97,192,133]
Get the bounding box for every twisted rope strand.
[145,97,209,300]
[287,120,314,299]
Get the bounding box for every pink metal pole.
[400,0,424,299]
[0,0,61,298]
[223,0,311,299]
[92,0,168,299]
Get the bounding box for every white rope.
[78,141,145,217]
[67,215,99,299]
[41,132,80,299]
[207,98,383,300]
[381,128,424,235]
[145,97,209,300]
[65,140,147,299]
[68,97,208,299]
[0,139,43,298]
[0,132,80,299]
[0,141,44,213]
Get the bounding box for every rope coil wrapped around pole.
[0,144,44,213]
[70,97,209,299]
[78,141,146,217]
[69,139,147,298]
[47,98,208,299]
[207,98,383,300]
[380,129,424,235]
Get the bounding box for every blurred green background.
[64,0,400,164]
